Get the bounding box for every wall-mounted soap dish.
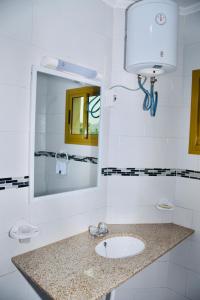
[9,220,39,243]
[156,200,175,211]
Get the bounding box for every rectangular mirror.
[31,68,101,198]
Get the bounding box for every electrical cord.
[88,76,158,117]
[109,76,147,91]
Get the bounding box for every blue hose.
[88,95,100,118]
[138,76,158,117]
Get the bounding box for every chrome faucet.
[88,222,108,237]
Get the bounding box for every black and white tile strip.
[101,168,200,180]
[35,151,98,164]
[1,168,200,191]
[0,176,29,190]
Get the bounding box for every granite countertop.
[12,223,194,300]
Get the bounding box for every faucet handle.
[98,222,108,234]
[88,225,99,236]
[88,222,108,237]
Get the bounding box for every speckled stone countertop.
[12,223,193,300]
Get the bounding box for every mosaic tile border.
[1,168,200,191]
[35,151,98,164]
[0,176,29,190]
[102,168,200,180]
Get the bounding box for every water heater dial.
[155,13,167,25]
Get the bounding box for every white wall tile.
[175,178,200,212]
[0,85,29,132]
[112,8,125,43]
[177,140,200,170]
[157,252,170,262]
[183,12,200,45]
[186,241,200,275]
[0,0,33,42]
[190,211,200,242]
[46,113,64,134]
[0,132,29,177]
[114,287,134,300]
[186,270,200,300]
[107,134,120,166]
[0,234,31,276]
[183,42,200,76]
[0,36,32,87]
[156,74,183,107]
[144,106,184,139]
[108,90,146,137]
[134,288,187,300]
[0,188,28,235]
[35,133,46,151]
[115,287,189,300]
[178,107,191,140]
[121,261,168,290]
[107,204,173,224]
[169,239,191,270]
[182,75,192,106]
[164,289,188,300]
[35,114,46,133]
[116,288,188,300]
[173,206,193,228]
[167,263,187,296]
[0,272,29,300]
[107,176,175,207]
[32,1,112,75]
[118,136,175,168]
[33,0,113,40]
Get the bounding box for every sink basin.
[95,236,145,259]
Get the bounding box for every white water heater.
[125,0,178,76]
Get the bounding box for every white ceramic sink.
[95,236,145,259]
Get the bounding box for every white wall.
[167,11,200,300]
[106,7,180,227]
[105,7,180,299]
[0,0,113,299]
[106,7,200,300]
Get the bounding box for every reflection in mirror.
[65,86,100,146]
[34,72,100,197]
[72,97,84,135]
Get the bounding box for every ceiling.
[102,0,200,14]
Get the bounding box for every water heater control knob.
[155,13,167,25]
